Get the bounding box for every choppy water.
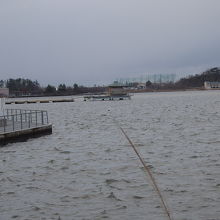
[0,91,220,220]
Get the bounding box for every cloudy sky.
[0,0,220,86]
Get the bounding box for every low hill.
[176,67,220,88]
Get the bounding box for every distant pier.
[84,84,131,101]
[0,109,52,145]
[5,98,74,105]
[84,95,131,101]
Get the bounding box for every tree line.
[1,67,219,96]
[143,67,220,90]
[0,78,106,97]
[175,67,220,88]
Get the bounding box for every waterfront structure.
[5,97,74,105]
[0,89,53,145]
[136,83,146,89]
[0,109,52,145]
[84,84,131,101]
[108,84,129,96]
[204,81,220,89]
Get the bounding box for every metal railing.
[0,109,49,134]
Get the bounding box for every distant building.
[0,88,9,97]
[108,84,128,96]
[204,81,220,89]
[84,83,131,101]
[137,83,146,89]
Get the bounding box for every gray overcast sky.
[0,0,220,86]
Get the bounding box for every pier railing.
[0,109,49,134]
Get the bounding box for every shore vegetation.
[1,67,219,97]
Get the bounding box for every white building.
[204,81,220,89]
[137,83,146,89]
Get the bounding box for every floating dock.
[84,95,131,101]
[0,109,52,145]
[5,98,74,105]
[84,84,131,101]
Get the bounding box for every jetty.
[0,108,52,145]
[5,97,74,105]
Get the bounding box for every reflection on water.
[0,91,220,220]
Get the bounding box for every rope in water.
[112,118,173,220]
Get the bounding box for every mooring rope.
[111,117,173,220]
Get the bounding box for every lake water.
[0,91,220,220]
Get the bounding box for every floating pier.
[5,98,74,105]
[84,84,131,101]
[84,95,131,101]
[0,109,52,145]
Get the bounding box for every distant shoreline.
[5,87,220,99]
[129,87,206,93]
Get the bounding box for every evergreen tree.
[44,85,56,94]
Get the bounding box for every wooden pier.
[0,109,52,145]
